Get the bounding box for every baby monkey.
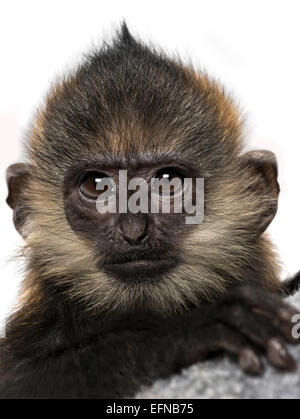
[1,24,300,398]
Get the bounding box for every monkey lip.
[102,251,178,281]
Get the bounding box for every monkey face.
[6,28,281,313]
[62,155,202,284]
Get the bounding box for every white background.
[0,0,299,326]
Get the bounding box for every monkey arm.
[0,283,299,399]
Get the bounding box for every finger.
[252,306,299,343]
[266,338,297,372]
[238,347,264,376]
[219,304,297,371]
[205,323,264,376]
[222,286,299,327]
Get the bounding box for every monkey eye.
[152,168,185,197]
[80,172,115,200]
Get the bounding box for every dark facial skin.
[63,154,198,282]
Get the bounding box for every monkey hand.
[181,285,300,376]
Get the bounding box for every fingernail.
[278,307,298,323]
[267,338,296,371]
[239,347,264,376]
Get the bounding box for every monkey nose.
[118,213,148,245]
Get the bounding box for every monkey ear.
[6,163,30,237]
[240,150,280,235]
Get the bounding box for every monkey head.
[6,25,281,314]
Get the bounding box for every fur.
[0,24,290,399]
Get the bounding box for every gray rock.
[137,293,300,399]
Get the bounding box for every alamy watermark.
[292,314,300,339]
[93,170,204,224]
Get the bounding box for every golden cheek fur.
[18,166,281,316]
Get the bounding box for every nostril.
[123,232,146,246]
[118,214,148,246]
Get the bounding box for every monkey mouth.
[102,250,178,282]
